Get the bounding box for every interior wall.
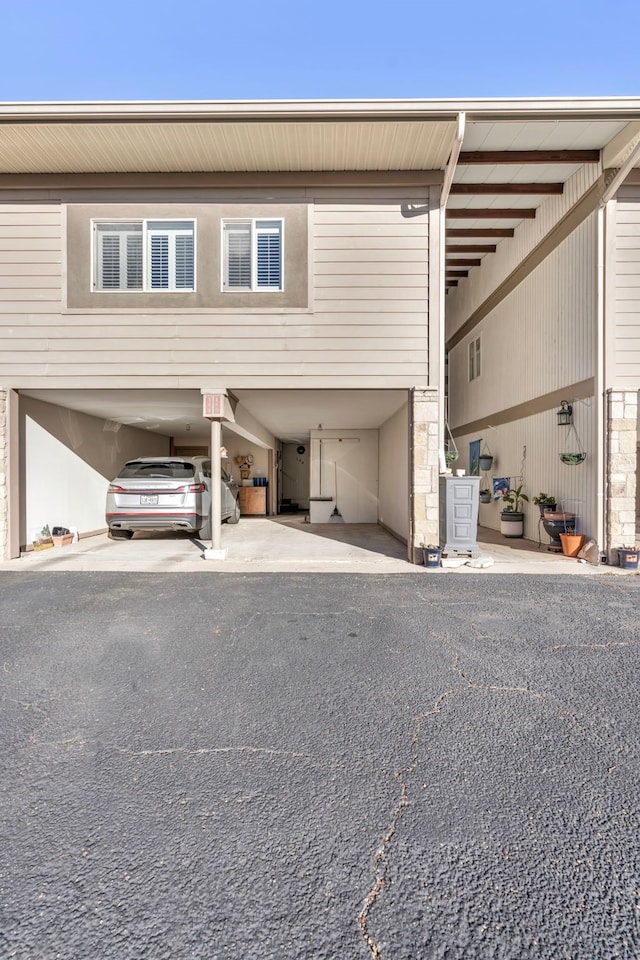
[378,402,409,541]
[223,435,270,487]
[21,396,168,543]
[308,428,378,523]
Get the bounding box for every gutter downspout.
[595,205,605,556]
[595,139,640,556]
[439,112,465,462]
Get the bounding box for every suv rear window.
[119,461,196,479]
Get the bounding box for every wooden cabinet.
[238,486,267,516]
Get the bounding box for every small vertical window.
[222,219,283,291]
[468,337,481,381]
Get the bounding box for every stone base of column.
[410,387,441,564]
[606,389,638,561]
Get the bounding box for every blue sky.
[1,0,639,102]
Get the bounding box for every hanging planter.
[560,422,586,466]
[478,438,493,472]
[444,420,459,464]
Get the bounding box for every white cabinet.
[439,476,480,556]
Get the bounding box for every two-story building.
[0,100,457,561]
[1,97,640,563]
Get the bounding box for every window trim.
[221,217,284,292]
[91,218,196,293]
[468,336,481,381]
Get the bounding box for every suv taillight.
[108,484,125,493]
[175,482,206,493]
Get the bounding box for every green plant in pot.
[532,492,557,517]
[500,484,529,538]
[479,488,492,504]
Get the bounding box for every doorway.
[279,442,309,514]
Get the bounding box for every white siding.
[448,216,596,428]
[446,163,601,340]
[454,402,597,545]
[612,186,640,390]
[0,189,431,390]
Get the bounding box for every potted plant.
[500,484,529,538]
[532,493,557,517]
[480,488,492,504]
[478,439,493,472]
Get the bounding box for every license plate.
[140,495,158,505]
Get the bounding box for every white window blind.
[94,220,195,292]
[96,223,143,290]
[223,219,283,291]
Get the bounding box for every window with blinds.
[93,220,195,291]
[222,219,283,291]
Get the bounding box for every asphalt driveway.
[1,572,639,959]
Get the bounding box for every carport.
[11,385,411,561]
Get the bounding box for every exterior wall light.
[556,401,573,426]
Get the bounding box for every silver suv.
[106,456,240,539]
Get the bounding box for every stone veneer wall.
[0,389,7,560]
[606,389,639,560]
[410,388,440,563]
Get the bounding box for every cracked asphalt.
[1,571,640,959]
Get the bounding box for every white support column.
[203,418,225,560]
[202,390,235,561]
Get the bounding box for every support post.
[201,390,235,561]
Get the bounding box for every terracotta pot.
[52,533,74,548]
[559,533,585,557]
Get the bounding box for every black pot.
[537,502,556,517]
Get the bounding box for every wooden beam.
[459,150,599,165]
[445,258,481,266]
[447,270,469,278]
[446,208,536,219]
[446,244,497,253]
[447,280,459,287]
[447,228,514,238]
[450,183,563,195]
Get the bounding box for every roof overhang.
[2,97,640,176]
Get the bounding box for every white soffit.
[0,120,457,174]
[461,119,629,152]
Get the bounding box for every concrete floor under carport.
[2,517,631,576]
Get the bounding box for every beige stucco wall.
[66,201,309,311]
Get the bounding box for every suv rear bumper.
[107,512,204,532]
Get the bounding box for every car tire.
[227,499,241,525]
[198,518,212,540]
[109,529,134,540]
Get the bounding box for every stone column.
[409,387,440,563]
[606,389,638,561]
[0,390,7,560]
